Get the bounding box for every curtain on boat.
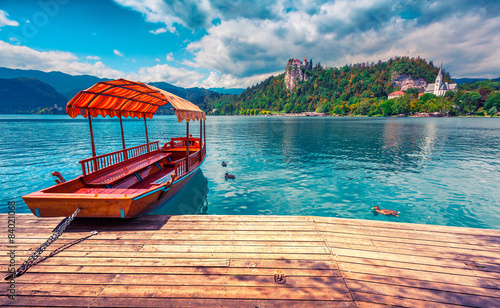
[66,79,206,122]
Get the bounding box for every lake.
[1,115,499,229]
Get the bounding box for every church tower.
[434,66,443,96]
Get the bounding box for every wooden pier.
[2,214,500,307]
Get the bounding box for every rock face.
[392,73,427,92]
[285,58,309,90]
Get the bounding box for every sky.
[0,0,499,89]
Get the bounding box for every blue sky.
[0,0,499,89]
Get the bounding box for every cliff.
[284,58,310,90]
[391,73,428,92]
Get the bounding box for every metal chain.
[10,207,82,279]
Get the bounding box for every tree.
[405,88,420,96]
[419,93,437,103]
[485,92,500,109]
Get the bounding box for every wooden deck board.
[1,214,500,307]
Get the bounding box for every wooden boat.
[22,79,207,218]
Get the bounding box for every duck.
[222,161,227,167]
[371,206,400,217]
[225,172,235,179]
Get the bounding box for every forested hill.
[0,78,67,114]
[0,68,224,115]
[207,57,457,115]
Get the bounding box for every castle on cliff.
[285,57,311,90]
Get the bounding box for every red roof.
[388,90,405,96]
[304,57,307,61]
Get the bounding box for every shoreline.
[0,113,498,118]
[212,113,499,118]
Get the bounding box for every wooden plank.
[159,224,318,231]
[338,262,499,290]
[313,216,500,236]
[7,265,341,277]
[169,215,313,222]
[0,257,231,267]
[350,291,469,308]
[92,298,355,308]
[1,251,336,261]
[346,279,500,307]
[343,271,500,298]
[337,255,500,280]
[0,244,144,252]
[1,296,354,308]
[10,238,328,247]
[15,273,348,289]
[1,283,105,297]
[325,240,500,264]
[320,228,500,251]
[229,259,339,270]
[0,296,96,307]
[97,285,352,301]
[138,244,330,254]
[317,223,500,247]
[331,248,500,273]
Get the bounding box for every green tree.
[485,92,500,109]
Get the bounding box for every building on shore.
[388,90,405,99]
[424,67,457,96]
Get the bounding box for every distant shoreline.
[0,113,498,118]
[211,113,499,118]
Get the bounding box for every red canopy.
[66,79,206,122]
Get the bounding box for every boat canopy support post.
[119,114,127,159]
[144,114,149,152]
[88,115,96,157]
[203,119,206,150]
[199,120,203,161]
[186,121,190,171]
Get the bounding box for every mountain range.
[0,65,498,116]
[0,67,244,114]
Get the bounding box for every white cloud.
[127,63,205,88]
[186,13,323,77]
[3,1,500,90]
[184,1,500,80]
[0,10,19,27]
[0,40,124,78]
[113,0,179,31]
[86,55,100,60]
[150,27,168,34]
[200,70,280,89]
[328,13,500,78]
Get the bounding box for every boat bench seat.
[84,152,171,186]
[74,188,148,195]
[152,170,175,185]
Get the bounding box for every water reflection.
[147,169,209,215]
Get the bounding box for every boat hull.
[22,167,199,218]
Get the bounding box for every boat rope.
[4,207,95,280]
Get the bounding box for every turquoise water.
[1,115,500,229]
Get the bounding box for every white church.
[424,67,457,96]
